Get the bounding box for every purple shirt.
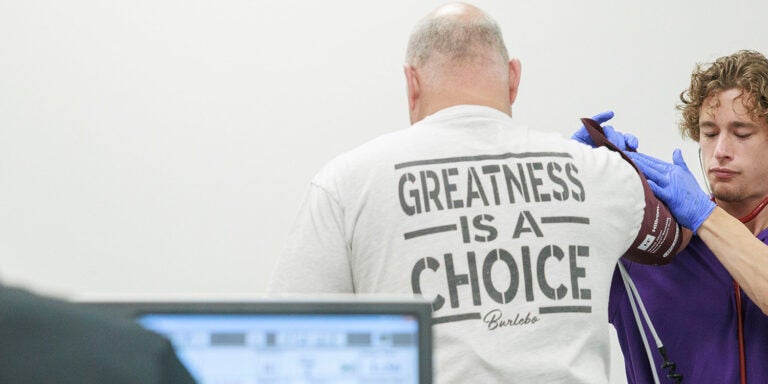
[609,229,768,384]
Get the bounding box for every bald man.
[269,3,676,383]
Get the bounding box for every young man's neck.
[718,197,768,235]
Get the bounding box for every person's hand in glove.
[571,110,639,151]
[625,148,716,234]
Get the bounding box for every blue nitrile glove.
[571,110,639,151]
[625,148,716,234]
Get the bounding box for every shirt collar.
[419,105,512,125]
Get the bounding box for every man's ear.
[404,65,420,123]
[508,58,521,105]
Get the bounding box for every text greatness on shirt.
[397,160,584,216]
[395,154,593,328]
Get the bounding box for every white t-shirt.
[269,105,645,383]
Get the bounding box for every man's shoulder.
[313,127,426,181]
[313,121,637,186]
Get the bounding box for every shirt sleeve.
[267,182,354,294]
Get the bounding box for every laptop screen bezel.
[86,298,432,384]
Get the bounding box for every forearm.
[697,207,768,315]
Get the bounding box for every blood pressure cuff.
[581,118,683,265]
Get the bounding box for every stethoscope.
[700,147,768,384]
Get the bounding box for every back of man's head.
[406,3,509,72]
[403,3,520,123]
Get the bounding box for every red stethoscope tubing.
[734,281,746,384]
[730,195,768,384]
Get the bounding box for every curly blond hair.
[678,50,768,141]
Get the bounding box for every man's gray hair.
[405,11,509,67]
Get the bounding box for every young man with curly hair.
[609,50,768,384]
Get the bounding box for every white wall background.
[2,1,767,382]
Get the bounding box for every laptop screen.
[88,298,432,384]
